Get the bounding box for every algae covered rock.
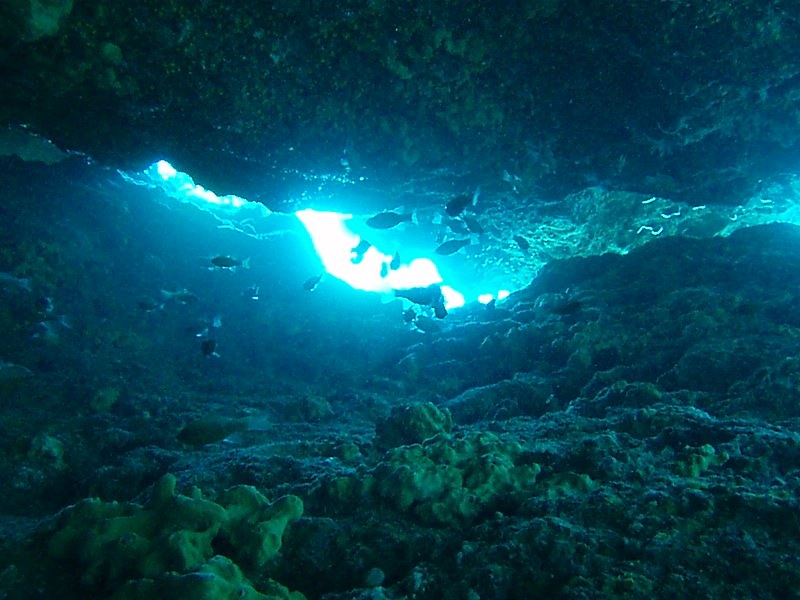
[111,555,302,600]
[371,431,540,525]
[43,473,304,598]
[216,485,304,570]
[375,402,453,449]
[320,431,541,526]
[46,474,226,586]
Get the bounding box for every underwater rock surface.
[3,2,800,209]
[0,159,799,598]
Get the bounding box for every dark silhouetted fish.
[445,187,480,217]
[351,239,371,264]
[201,338,220,357]
[366,210,415,229]
[0,359,33,384]
[303,274,322,291]
[513,235,530,251]
[210,255,250,269]
[390,251,401,270]
[463,214,483,234]
[435,239,471,256]
[177,415,270,446]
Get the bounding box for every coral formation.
[43,473,303,598]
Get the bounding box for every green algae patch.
[43,473,304,599]
[216,486,304,571]
[676,443,730,478]
[375,402,453,449]
[370,431,540,526]
[111,555,303,600]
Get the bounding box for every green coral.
[216,486,304,571]
[44,473,304,599]
[111,555,301,600]
[351,431,540,526]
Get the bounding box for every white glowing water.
[124,160,522,311]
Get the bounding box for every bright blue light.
[124,161,489,311]
[441,286,465,310]
[155,159,177,179]
[478,290,511,305]
[154,159,248,208]
[129,159,250,210]
[295,209,449,298]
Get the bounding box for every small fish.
[178,416,248,446]
[177,414,271,446]
[161,288,199,304]
[366,210,416,229]
[445,194,472,217]
[390,252,401,270]
[513,235,530,251]
[445,187,480,217]
[201,338,220,358]
[244,284,260,300]
[380,262,389,278]
[210,256,250,270]
[35,295,55,316]
[402,308,416,323]
[435,239,471,256]
[32,312,71,342]
[351,239,372,264]
[32,296,66,332]
[0,272,32,292]
[463,214,483,234]
[0,359,33,383]
[303,274,322,291]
